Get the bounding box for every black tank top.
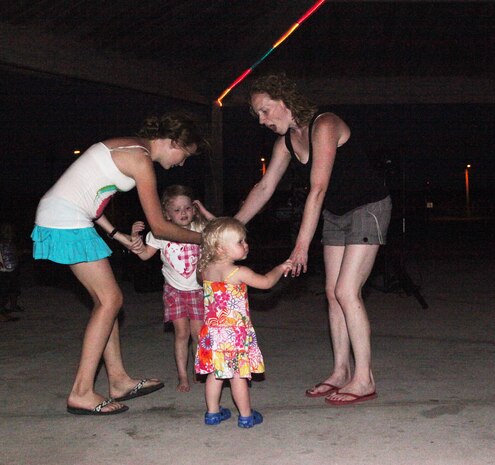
[285,112,388,215]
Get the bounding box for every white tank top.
[35,142,143,228]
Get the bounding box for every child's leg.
[205,373,224,413]
[172,318,191,392]
[189,319,202,355]
[230,376,251,417]
[189,319,202,382]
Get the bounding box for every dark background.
[1,66,493,268]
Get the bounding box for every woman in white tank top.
[31,113,207,415]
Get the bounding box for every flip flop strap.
[334,391,360,399]
[93,398,113,412]
[128,379,148,396]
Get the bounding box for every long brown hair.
[137,112,210,154]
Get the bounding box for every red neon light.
[297,0,326,24]
[216,0,326,106]
[230,68,252,89]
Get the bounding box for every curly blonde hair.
[249,73,318,126]
[198,217,246,272]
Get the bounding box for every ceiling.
[0,1,493,105]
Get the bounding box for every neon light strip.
[216,0,326,106]
[273,24,299,49]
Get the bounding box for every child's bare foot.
[177,376,190,392]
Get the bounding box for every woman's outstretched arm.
[235,138,291,224]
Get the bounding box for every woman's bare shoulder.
[102,137,143,150]
[314,112,345,127]
[105,138,153,179]
[313,112,350,143]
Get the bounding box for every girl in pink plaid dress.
[132,185,214,392]
[195,217,292,428]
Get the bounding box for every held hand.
[289,246,308,277]
[281,259,294,278]
[129,235,145,254]
[117,233,135,250]
[131,221,146,238]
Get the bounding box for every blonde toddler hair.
[199,217,246,271]
[160,184,208,231]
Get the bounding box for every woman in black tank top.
[236,73,391,406]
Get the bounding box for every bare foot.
[325,381,376,403]
[176,376,190,392]
[67,391,126,413]
[305,382,338,397]
[110,377,163,399]
[306,374,350,396]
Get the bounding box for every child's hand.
[281,259,294,277]
[131,221,145,239]
[192,199,205,211]
[130,235,145,255]
[192,200,206,217]
[193,200,216,221]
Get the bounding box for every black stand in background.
[369,155,429,309]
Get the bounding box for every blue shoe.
[204,407,232,425]
[238,410,263,428]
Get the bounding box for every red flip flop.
[325,391,377,406]
[305,382,338,398]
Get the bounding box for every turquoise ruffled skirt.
[31,225,112,265]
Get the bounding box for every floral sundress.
[195,268,265,379]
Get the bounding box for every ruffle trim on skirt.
[31,225,112,265]
[195,324,265,379]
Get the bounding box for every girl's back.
[202,263,240,285]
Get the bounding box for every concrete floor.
[1,236,494,465]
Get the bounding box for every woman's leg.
[172,318,191,392]
[67,259,126,411]
[230,376,251,417]
[327,243,380,400]
[307,245,352,396]
[205,373,224,413]
[68,259,161,410]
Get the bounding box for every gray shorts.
[322,196,392,246]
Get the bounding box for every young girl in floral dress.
[195,217,292,428]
